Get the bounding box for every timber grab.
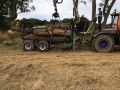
[52,0,63,19]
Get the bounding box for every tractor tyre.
[93,34,114,53]
[92,38,96,50]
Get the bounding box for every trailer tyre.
[93,34,114,53]
[37,41,49,52]
[23,40,34,51]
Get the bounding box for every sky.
[17,0,120,24]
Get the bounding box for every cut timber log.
[47,27,71,36]
[23,34,35,40]
[33,27,71,36]
[33,26,47,29]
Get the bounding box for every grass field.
[0,43,120,90]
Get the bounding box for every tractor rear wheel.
[23,40,34,51]
[92,34,114,53]
[37,41,49,52]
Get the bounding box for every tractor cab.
[110,11,120,35]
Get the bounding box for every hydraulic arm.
[52,0,63,19]
[52,0,80,51]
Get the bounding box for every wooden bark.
[92,0,96,34]
[9,0,17,29]
[47,27,71,36]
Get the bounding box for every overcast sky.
[17,0,120,23]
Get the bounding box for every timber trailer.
[21,0,120,53]
[21,0,81,52]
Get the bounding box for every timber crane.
[52,0,80,51]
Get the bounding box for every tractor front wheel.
[92,34,114,53]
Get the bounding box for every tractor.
[91,10,120,52]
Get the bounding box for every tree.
[0,0,10,31]
[16,18,49,28]
[8,0,35,28]
[60,16,90,32]
[60,18,73,24]
[99,0,116,29]
[76,15,90,32]
[92,0,96,34]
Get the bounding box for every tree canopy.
[0,0,117,31]
[0,0,35,31]
[0,0,10,31]
[16,15,90,32]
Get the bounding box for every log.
[23,34,35,40]
[33,27,71,36]
[35,32,50,36]
[33,26,47,29]
[47,27,71,36]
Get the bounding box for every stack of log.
[47,27,71,36]
[33,26,50,35]
[33,24,71,36]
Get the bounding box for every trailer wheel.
[37,41,49,52]
[93,34,114,53]
[23,40,34,51]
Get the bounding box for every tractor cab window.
[113,16,118,25]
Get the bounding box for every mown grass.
[0,49,120,90]
[0,31,120,90]
[0,31,22,50]
[0,32,10,43]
